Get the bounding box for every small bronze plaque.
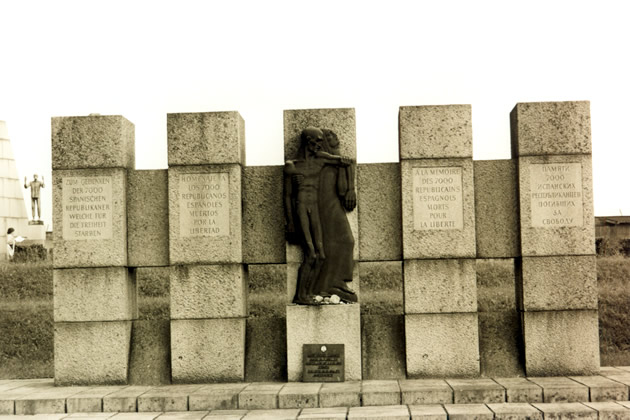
[303,344,344,382]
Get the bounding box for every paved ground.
[0,366,629,418]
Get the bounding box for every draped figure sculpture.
[284,127,358,305]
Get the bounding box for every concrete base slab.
[583,402,630,420]
[494,378,543,403]
[137,385,202,412]
[243,409,301,419]
[408,404,447,420]
[278,383,322,409]
[487,403,543,420]
[532,403,597,420]
[361,380,401,406]
[238,383,283,410]
[446,379,505,403]
[570,376,629,401]
[319,382,361,408]
[399,379,453,405]
[102,386,153,412]
[67,386,127,412]
[528,377,589,403]
[298,407,348,419]
[188,384,249,411]
[348,405,410,419]
[444,404,494,420]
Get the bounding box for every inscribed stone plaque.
[412,166,463,230]
[530,163,583,227]
[62,176,113,240]
[179,172,230,237]
[303,344,344,382]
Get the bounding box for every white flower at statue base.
[330,295,341,304]
[314,295,323,303]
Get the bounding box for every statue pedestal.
[23,221,46,244]
[286,303,361,381]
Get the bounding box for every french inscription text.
[412,166,464,230]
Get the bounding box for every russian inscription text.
[530,163,583,227]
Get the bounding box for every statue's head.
[322,129,339,153]
[33,174,38,180]
[301,127,324,155]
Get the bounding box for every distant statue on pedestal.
[24,174,45,222]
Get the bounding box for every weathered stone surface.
[127,169,169,267]
[205,411,248,420]
[405,313,480,378]
[129,320,171,385]
[487,403,543,420]
[170,264,246,319]
[243,409,301,420]
[136,266,170,320]
[583,402,630,420]
[242,165,285,264]
[359,262,403,315]
[446,379,505,404]
[137,384,201,412]
[284,108,356,160]
[318,382,361,408]
[66,386,126,412]
[404,259,476,314]
[599,367,627,376]
[476,258,517,312]
[357,163,402,261]
[361,315,406,380]
[167,111,245,166]
[246,317,287,382]
[348,405,410,419]
[408,404,447,420]
[238,383,283,410]
[518,155,595,256]
[158,412,212,420]
[170,318,245,383]
[474,160,519,258]
[478,312,524,377]
[168,164,242,264]
[51,115,135,170]
[248,263,287,317]
[188,383,248,411]
[399,379,453,405]
[522,256,597,311]
[531,402,597,420]
[527,377,589,403]
[401,159,476,259]
[53,267,136,322]
[399,105,472,159]
[511,101,591,157]
[102,385,153,412]
[444,404,494,420]
[52,168,127,268]
[493,378,543,403]
[286,304,361,381]
[54,321,132,385]
[299,407,348,419]
[14,386,88,415]
[571,376,629,402]
[523,310,600,376]
[278,383,321,409]
[361,380,401,406]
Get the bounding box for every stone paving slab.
[617,368,630,373]
[446,379,505,404]
[0,381,56,414]
[137,385,202,412]
[398,380,452,405]
[0,415,68,419]
[238,383,284,410]
[361,380,401,406]
[15,386,92,415]
[242,408,301,419]
[487,402,543,420]
[609,375,630,387]
[67,386,129,412]
[493,378,543,403]
[348,404,410,419]
[109,414,162,420]
[278,383,322,409]
[528,377,590,403]
[154,411,210,419]
[65,413,118,419]
[103,386,154,412]
[204,409,248,419]
[319,382,361,408]
[601,368,629,377]
[189,384,249,411]
[583,402,630,420]
[570,376,629,401]
[532,402,597,420]
[444,403,494,420]
[298,407,348,419]
[408,404,447,420]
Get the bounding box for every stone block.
[399,379,453,405]
[474,160,519,258]
[522,256,597,311]
[66,386,127,412]
[361,315,406,380]
[170,318,245,383]
[299,407,348,419]
[15,387,87,415]
[128,320,171,385]
[401,159,476,259]
[319,382,361,408]
[444,404,494,420]
[249,264,287,316]
[127,169,169,267]
[51,115,135,170]
[404,259,476,314]
[446,379,505,404]
[527,377,589,403]
[206,411,249,420]
[570,376,629,401]
[583,402,630,420]
[243,409,301,420]
[518,155,595,256]
[136,266,170,320]
[511,101,591,157]
[487,403,544,420]
[357,163,402,261]
[399,105,472,159]
[101,385,153,412]
[188,383,248,411]
[531,403,597,420]
[278,383,321,409]
[137,384,202,412]
[53,267,136,322]
[245,317,287,382]
[478,312,524,377]
[476,258,517,312]
[523,310,600,376]
[361,380,401,406]
[286,304,361,381]
[494,378,543,403]
[408,405,447,420]
[54,321,132,385]
[242,165,285,264]
[284,108,356,160]
[405,313,480,377]
[167,111,245,166]
[239,383,283,410]
[170,264,246,319]
[348,405,410,419]
[359,261,403,315]
[52,168,127,268]
[168,164,242,264]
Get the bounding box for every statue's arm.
[24,177,27,189]
[284,173,296,236]
[315,151,353,166]
[41,176,45,188]
[343,163,357,211]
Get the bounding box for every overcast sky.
[1,1,629,229]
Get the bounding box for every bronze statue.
[24,174,45,221]
[284,127,358,305]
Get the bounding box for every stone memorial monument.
[24,174,45,222]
